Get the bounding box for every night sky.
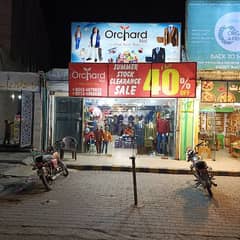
[40,0,186,69]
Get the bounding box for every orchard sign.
[69,62,196,98]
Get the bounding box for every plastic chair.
[60,136,78,160]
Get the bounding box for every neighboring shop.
[186,0,240,161]
[0,71,41,150]
[198,75,240,160]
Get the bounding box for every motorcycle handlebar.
[195,142,204,148]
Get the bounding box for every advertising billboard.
[71,22,181,64]
[69,62,196,98]
[186,0,240,70]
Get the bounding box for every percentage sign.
[180,77,191,89]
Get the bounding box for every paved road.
[0,170,239,240]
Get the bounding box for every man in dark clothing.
[4,120,13,144]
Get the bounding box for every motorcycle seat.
[195,160,207,170]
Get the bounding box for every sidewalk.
[0,148,240,195]
[1,148,240,178]
[64,148,240,176]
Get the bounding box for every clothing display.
[93,127,104,153]
[84,129,94,152]
[163,25,179,47]
[83,100,175,156]
[152,47,165,63]
[102,129,112,154]
[156,116,170,154]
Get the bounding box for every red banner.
[108,63,151,97]
[69,63,108,97]
[151,62,197,97]
[69,62,197,98]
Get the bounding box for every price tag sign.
[149,63,197,97]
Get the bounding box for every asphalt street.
[0,170,239,240]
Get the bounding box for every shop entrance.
[83,98,177,158]
[199,103,240,160]
[0,90,33,150]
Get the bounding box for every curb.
[66,164,240,177]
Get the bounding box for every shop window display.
[83,98,176,157]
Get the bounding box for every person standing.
[74,25,82,49]
[3,120,13,145]
[86,26,101,62]
[102,126,112,154]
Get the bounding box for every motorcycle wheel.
[59,161,69,177]
[198,171,213,197]
[206,183,213,197]
[202,175,213,197]
[40,173,52,191]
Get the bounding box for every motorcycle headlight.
[192,156,198,161]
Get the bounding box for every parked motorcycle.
[32,150,69,191]
[186,142,217,197]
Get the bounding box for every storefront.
[46,61,197,161]
[82,98,177,157]
[45,22,197,160]
[0,90,22,146]
[185,0,240,161]
[197,72,240,160]
[0,71,41,151]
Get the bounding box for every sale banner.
[151,62,197,97]
[108,63,151,97]
[69,63,108,97]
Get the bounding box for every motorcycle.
[186,142,217,197]
[32,149,69,191]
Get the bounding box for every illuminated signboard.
[71,22,181,64]
[186,0,240,70]
[69,62,196,98]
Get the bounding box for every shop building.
[45,62,197,161]
[43,21,198,161]
[185,0,240,161]
[197,70,240,160]
[0,71,42,151]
